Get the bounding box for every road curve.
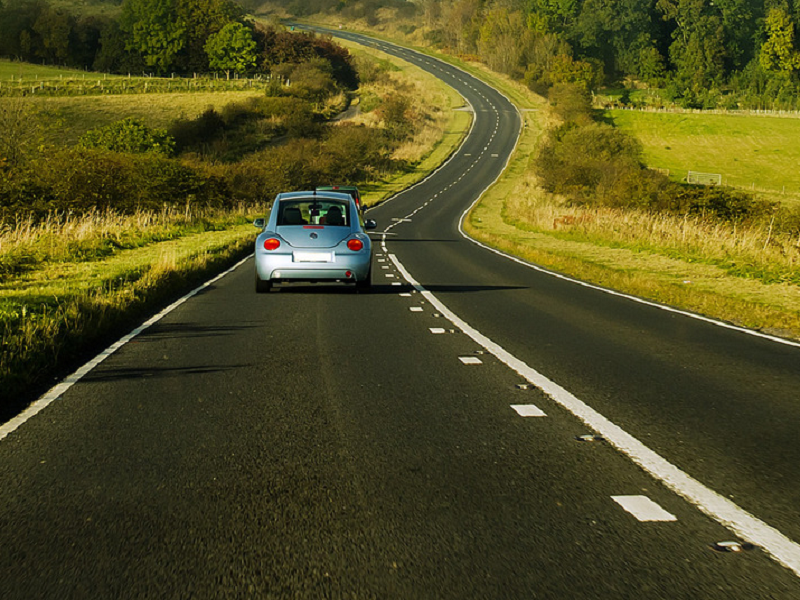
[1,29,800,599]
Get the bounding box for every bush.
[78,118,175,156]
[377,93,413,140]
[547,83,594,125]
[536,121,646,206]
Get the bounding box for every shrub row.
[0,118,402,224]
[535,84,798,232]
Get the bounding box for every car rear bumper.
[255,254,371,282]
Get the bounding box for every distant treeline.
[0,0,355,85]
[264,0,800,109]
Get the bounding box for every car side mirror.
[253,218,265,229]
[364,219,377,230]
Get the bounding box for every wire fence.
[0,73,278,97]
[603,105,800,119]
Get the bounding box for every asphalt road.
[2,31,800,599]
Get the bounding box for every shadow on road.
[83,363,252,383]
[268,283,526,295]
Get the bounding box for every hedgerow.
[535,84,791,230]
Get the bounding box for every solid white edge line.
[454,152,800,350]
[349,26,800,575]
[459,223,800,349]
[0,254,254,443]
[388,252,800,578]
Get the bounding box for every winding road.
[2,30,800,599]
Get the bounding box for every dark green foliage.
[0,148,213,218]
[169,108,227,152]
[78,118,175,155]
[274,0,800,107]
[254,25,359,90]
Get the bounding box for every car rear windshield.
[277,200,349,227]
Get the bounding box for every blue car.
[253,191,377,293]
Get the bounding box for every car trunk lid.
[276,226,350,249]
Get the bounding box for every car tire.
[255,274,272,294]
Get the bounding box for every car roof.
[275,191,353,202]
[316,185,358,191]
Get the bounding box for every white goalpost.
[687,171,722,186]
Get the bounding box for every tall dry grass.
[0,204,261,278]
[504,174,800,284]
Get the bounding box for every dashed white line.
[511,404,547,418]
[459,356,483,365]
[612,496,677,522]
[388,252,800,578]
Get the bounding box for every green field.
[0,59,119,81]
[608,110,800,205]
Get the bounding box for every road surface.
[2,29,800,599]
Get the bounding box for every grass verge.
[1,210,259,421]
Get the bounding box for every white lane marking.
[612,496,677,522]
[409,306,424,312]
[0,254,254,442]
[385,273,395,278]
[400,293,413,297]
[388,252,800,578]
[430,327,447,334]
[511,404,547,418]
[459,356,483,365]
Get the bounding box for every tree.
[175,0,242,72]
[205,22,257,78]
[0,0,44,61]
[571,0,658,78]
[760,7,800,73]
[657,0,726,90]
[33,5,73,64]
[478,6,531,76]
[527,0,578,34]
[120,0,187,73]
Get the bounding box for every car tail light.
[263,238,280,251]
[347,238,363,252]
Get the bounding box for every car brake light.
[263,238,280,251]
[347,239,363,252]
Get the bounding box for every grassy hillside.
[608,110,800,207]
[0,59,120,81]
[23,91,265,145]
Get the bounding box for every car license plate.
[293,252,332,263]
